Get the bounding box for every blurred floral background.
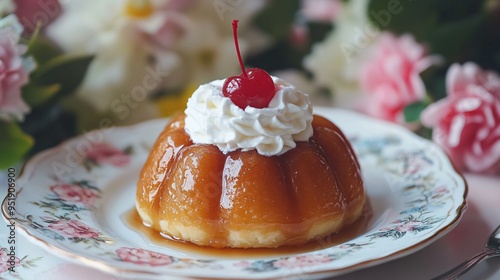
[1,0,499,175]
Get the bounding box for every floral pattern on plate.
[32,180,100,211]
[2,108,467,279]
[0,247,42,279]
[115,247,174,266]
[82,142,133,171]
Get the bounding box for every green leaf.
[22,83,61,107]
[415,126,433,140]
[434,0,484,21]
[248,39,304,71]
[404,101,428,123]
[307,22,333,45]
[423,68,448,101]
[428,14,486,61]
[367,0,488,63]
[253,0,300,40]
[0,122,34,169]
[31,54,94,96]
[27,36,64,65]
[21,104,77,156]
[495,50,500,68]
[367,0,438,39]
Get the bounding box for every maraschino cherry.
[223,20,276,109]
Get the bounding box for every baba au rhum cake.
[135,77,365,248]
[135,20,365,249]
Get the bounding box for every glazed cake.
[135,20,365,249]
[135,76,365,248]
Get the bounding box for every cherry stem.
[232,20,248,79]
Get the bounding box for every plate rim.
[2,107,468,279]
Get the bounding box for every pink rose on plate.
[233,260,251,268]
[395,221,423,232]
[116,247,173,266]
[48,219,99,239]
[421,62,500,174]
[359,32,441,124]
[50,183,99,206]
[85,143,131,167]
[273,254,331,268]
[431,186,449,200]
[0,15,33,121]
[0,248,21,273]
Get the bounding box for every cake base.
[136,114,366,249]
[137,195,365,248]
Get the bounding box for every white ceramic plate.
[2,108,467,279]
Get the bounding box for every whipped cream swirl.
[184,77,313,156]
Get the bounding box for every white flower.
[172,0,269,85]
[46,0,268,127]
[0,0,15,17]
[46,0,186,119]
[271,69,326,104]
[303,0,379,108]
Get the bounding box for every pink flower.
[446,63,500,99]
[273,254,331,268]
[290,24,308,47]
[292,0,342,47]
[395,221,423,232]
[421,63,500,174]
[0,15,32,121]
[116,247,173,266]
[85,143,130,167]
[431,186,449,200]
[233,260,251,268]
[134,1,195,50]
[14,0,61,34]
[0,248,21,273]
[302,0,342,22]
[50,183,99,206]
[359,33,440,124]
[48,219,99,239]
[403,153,432,175]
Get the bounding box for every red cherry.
[223,20,276,109]
[223,68,275,109]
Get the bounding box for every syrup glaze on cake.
[137,20,364,248]
[136,112,365,248]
